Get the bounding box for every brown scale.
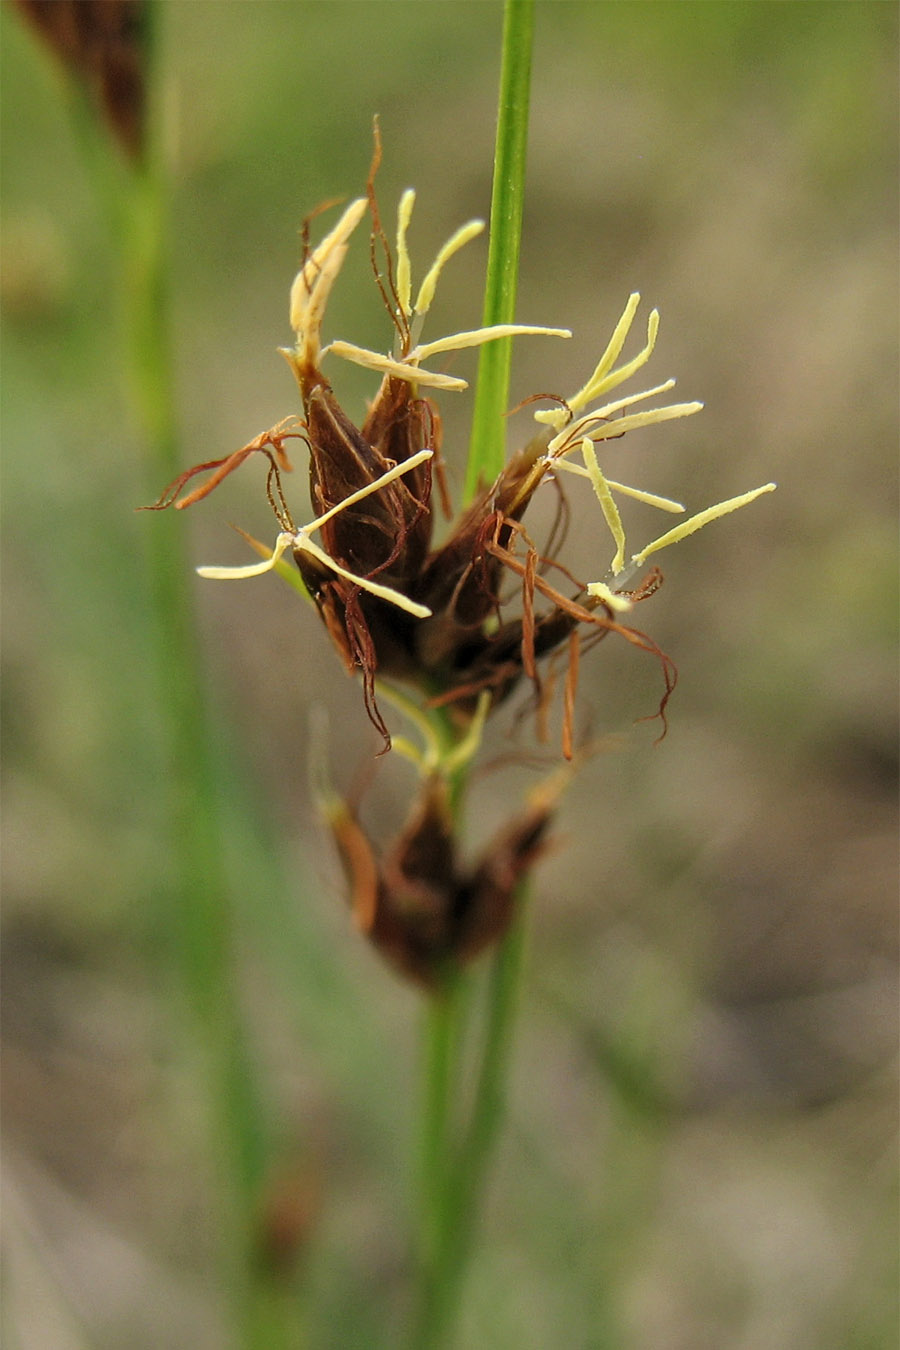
[14,0,146,160]
[296,378,435,590]
[326,773,557,988]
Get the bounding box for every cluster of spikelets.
[148,170,773,985]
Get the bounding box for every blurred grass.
[2,2,897,1348]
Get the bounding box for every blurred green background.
[2,2,897,1347]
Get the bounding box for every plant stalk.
[465,0,535,499]
[62,7,285,1344]
[414,2,535,1345]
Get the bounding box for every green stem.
[413,3,535,1346]
[465,0,535,499]
[417,970,467,1291]
[414,900,529,1350]
[59,8,286,1345]
[454,891,529,1236]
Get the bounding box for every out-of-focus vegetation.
[2,3,897,1348]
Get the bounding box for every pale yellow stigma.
[578,438,627,575]
[551,400,703,458]
[551,461,685,514]
[630,483,777,566]
[288,197,368,370]
[327,324,571,391]
[395,188,416,316]
[553,441,686,579]
[197,532,295,582]
[534,296,776,584]
[392,188,484,325]
[536,293,664,431]
[322,190,570,388]
[536,297,702,459]
[196,449,436,620]
[414,219,485,317]
[586,581,634,613]
[325,342,470,390]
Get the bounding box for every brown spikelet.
[14,0,147,160]
[325,774,557,988]
[141,169,680,753]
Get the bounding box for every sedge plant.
[21,0,775,1345]
[146,5,771,1347]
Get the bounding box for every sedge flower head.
[144,152,776,981]
[146,171,774,760]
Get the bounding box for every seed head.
[146,169,773,758]
[143,152,775,984]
